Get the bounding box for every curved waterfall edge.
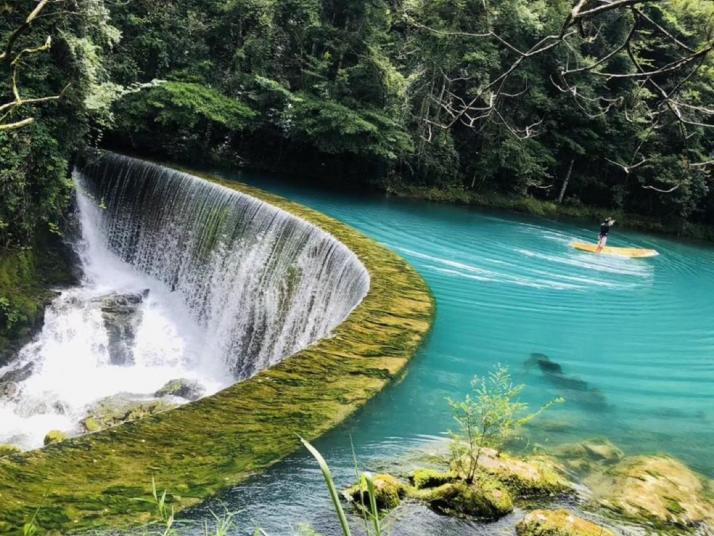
[0,158,435,532]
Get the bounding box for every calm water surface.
[182,172,714,535]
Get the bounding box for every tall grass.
[301,437,384,536]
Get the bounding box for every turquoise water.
[184,172,714,535]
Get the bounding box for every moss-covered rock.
[0,444,21,457]
[586,455,714,529]
[43,430,67,445]
[411,469,455,489]
[154,378,205,401]
[413,476,513,520]
[344,474,407,511]
[80,394,178,432]
[452,448,571,497]
[516,509,615,536]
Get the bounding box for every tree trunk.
[558,158,575,204]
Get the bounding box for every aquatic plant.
[302,437,385,536]
[448,364,563,483]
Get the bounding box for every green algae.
[0,167,435,533]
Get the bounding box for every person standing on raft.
[597,217,616,252]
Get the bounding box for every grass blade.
[300,437,352,536]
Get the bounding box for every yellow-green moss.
[411,469,455,489]
[42,431,67,446]
[344,474,408,511]
[0,167,435,533]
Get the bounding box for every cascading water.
[0,153,369,450]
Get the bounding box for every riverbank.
[0,235,78,367]
[383,181,714,244]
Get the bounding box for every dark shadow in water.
[525,353,611,411]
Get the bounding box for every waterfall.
[0,153,369,449]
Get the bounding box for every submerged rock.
[0,444,21,457]
[344,474,407,511]
[516,509,615,536]
[586,455,714,529]
[525,353,609,410]
[552,439,624,476]
[154,378,205,401]
[97,291,148,366]
[414,477,514,520]
[43,430,67,445]
[81,393,177,433]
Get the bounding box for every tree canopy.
[1,0,713,250]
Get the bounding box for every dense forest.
[1,0,713,252]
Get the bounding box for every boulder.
[516,509,615,536]
[81,393,177,433]
[97,291,148,366]
[0,361,33,398]
[0,444,21,457]
[344,474,407,511]
[453,448,571,497]
[586,455,714,529]
[414,476,513,520]
[154,378,205,401]
[43,430,67,445]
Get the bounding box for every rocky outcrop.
[97,291,148,366]
[154,378,205,401]
[80,393,177,433]
[586,455,714,530]
[413,477,514,519]
[516,509,615,536]
[453,448,571,496]
[0,361,33,399]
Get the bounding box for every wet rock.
[344,474,407,511]
[80,393,177,433]
[411,469,455,489]
[516,509,615,536]
[413,477,514,520]
[0,361,33,398]
[154,378,205,401]
[552,439,624,476]
[453,448,571,497]
[586,455,714,529]
[43,430,67,445]
[0,444,21,457]
[97,291,148,366]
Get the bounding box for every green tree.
[448,365,562,484]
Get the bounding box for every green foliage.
[448,365,563,483]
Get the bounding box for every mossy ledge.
[0,162,435,533]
